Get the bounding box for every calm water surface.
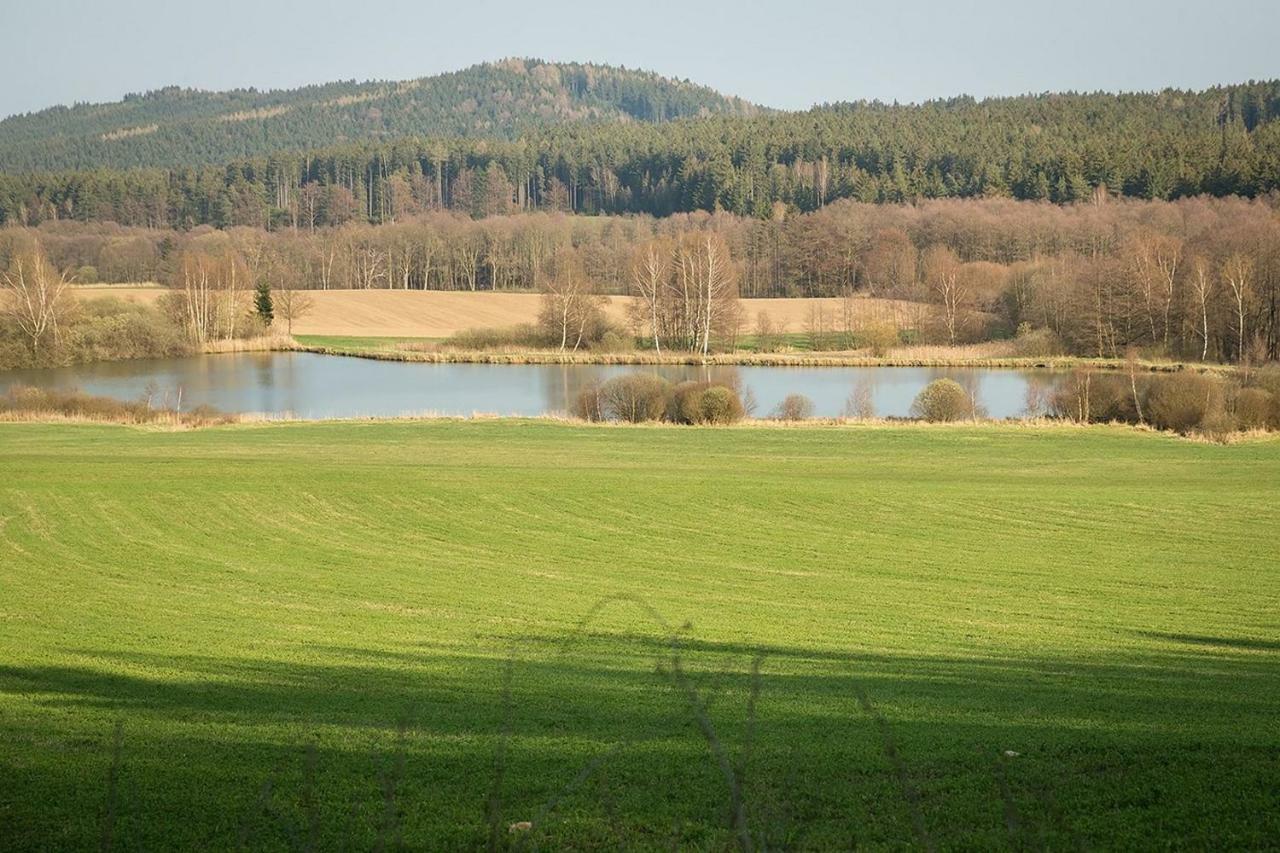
[0,352,1062,419]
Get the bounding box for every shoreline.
[0,331,1242,376]
[1,412,1274,445]
[290,342,1237,374]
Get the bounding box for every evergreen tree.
[255,280,274,326]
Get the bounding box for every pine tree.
[255,280,274,326]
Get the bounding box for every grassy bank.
[1,420,1277,849]
[293,336,1237,373]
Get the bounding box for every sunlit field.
[1,421,1277,849]
[70,286,920,343]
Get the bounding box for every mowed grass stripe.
[0,421,1277,849]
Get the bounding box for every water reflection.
[0,353,1065,420]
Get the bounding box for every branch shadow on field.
[0,615,1278,850]
[1132,630,1280,653]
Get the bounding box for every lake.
[0,352,1063,419]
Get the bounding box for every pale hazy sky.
[3,0,1277,119]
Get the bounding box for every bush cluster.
[910,378,979,422]
[668,381,746,424]
[0,384,231,426]
[856,324,901,357]
[0,296,198,370]
[1009,323,1064,358]
[1049,367,1280,437]
[771,393,815,421]
[572,373,746,424]
[443,323,545,351]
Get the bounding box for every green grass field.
[1,421,1278,849]
[293,335,441,351]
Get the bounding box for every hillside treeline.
[6,195,1278,363]
[3,81,1280,228]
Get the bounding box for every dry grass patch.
[202,334,297,354]
[0,386,235,428]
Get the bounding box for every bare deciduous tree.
[168,249,249,344]
[924,245,965,345]
[675,232,737,356]
[539,248,601,352]
[1190,256,1213,361]
[629,240,669,353]
[1128,231,1182,348]
[2,245,72,356]
[1222,253,1253,363]
[273,288,315,336]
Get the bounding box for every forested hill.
[0,59,759,172]
[2,78,1280,228]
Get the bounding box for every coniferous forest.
[1,60,1278,229]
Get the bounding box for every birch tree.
[1128,232,1182,347]
[2,245,72,357]
[629,240,669,353]
[539,248,600,351]
[924,245,965,345]
[1223,253,1253,363]
[675,232,736,356]
[1190,256,1213,361]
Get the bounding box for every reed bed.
[296,342,1233,374]
[0,385,236,427]
[202,334,299,354]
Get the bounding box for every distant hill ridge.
[0,58,761,172]
[1,65,1278,224]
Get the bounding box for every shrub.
[1249,367,1280,428]
[843,383,876,419]
[667,381,707,424]
[599,373,671,423]
[595,329,636,353]
[74,265,98,284]
[696,385,745,425]
[1196,410,1239,442]
[1049,370,1130,423]
[1251,366,1280,397]
[1145,374,1223,434]
[858,323,900,357]
[1010,323,1064,357]
[571,380,605,421]
[70,298,190,362]
[1092,374,1137,422]
[753,311,780,353]
[0,318,35,370]
[1,296,195,369]
[771,393,815,421]
[444,324,545,350]
[0,385,233,427]
[910,378,975,422]
[1233,387,1274,430]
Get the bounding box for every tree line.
[7,194,1279,361]
[3,80,1279,229]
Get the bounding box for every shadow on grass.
[1,626,1278,850]
[1134,630,1280,652]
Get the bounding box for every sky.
[3,0,1278,119]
